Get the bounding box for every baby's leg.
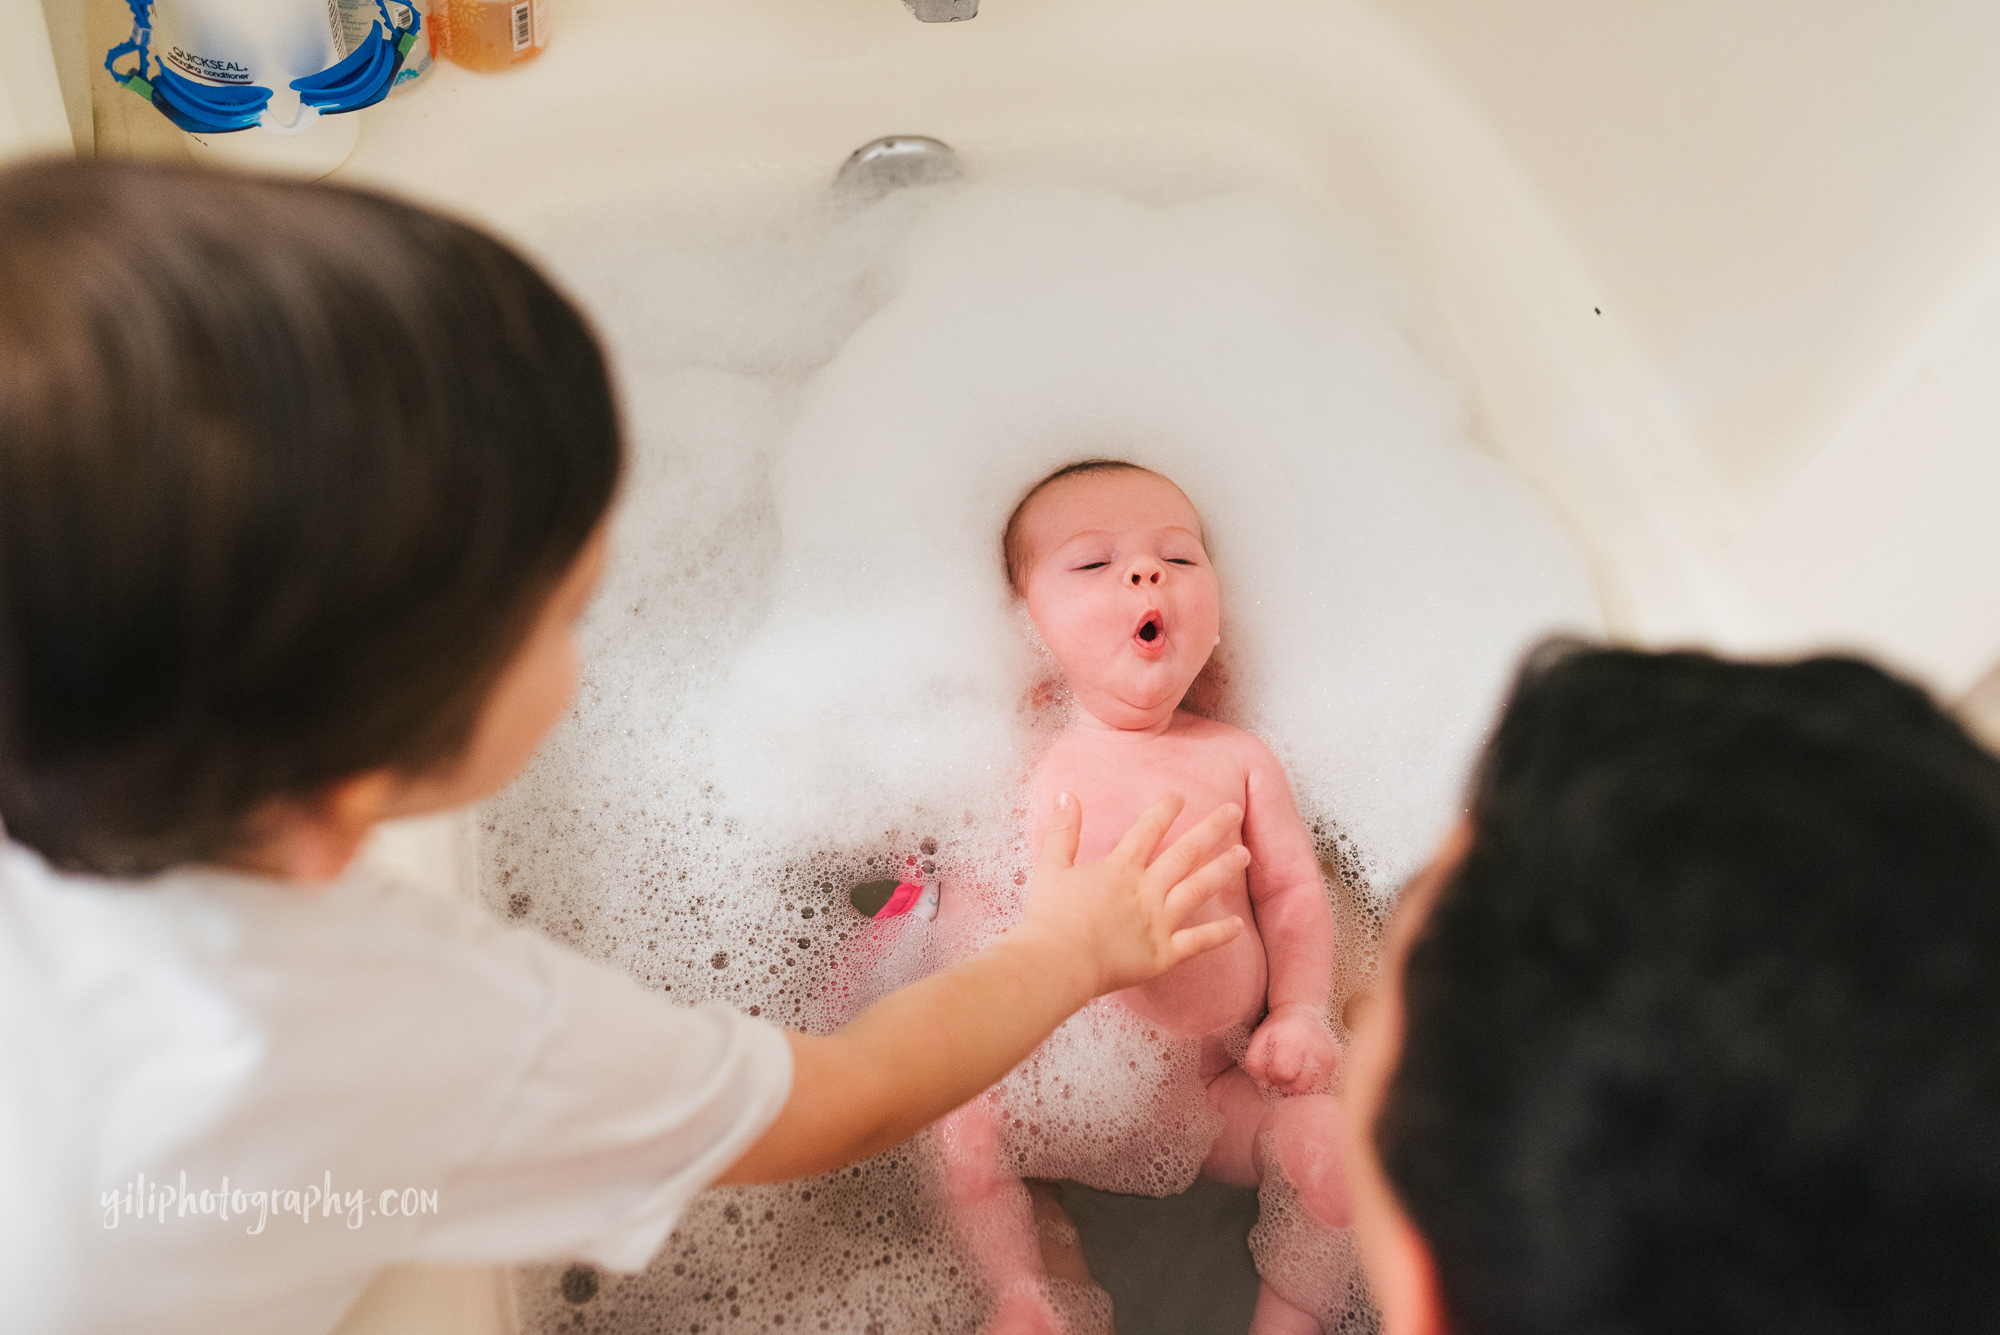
[1027,1182,1116,1334]
[1247,1096,1361,1335]
[1026,1180,1092,1286]
[1203,1067,1357,1334]
[1199,1063,1272,1187]
[1255,1095,1350,1230]
[939,1100,1067,1335]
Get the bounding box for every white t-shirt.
[0,840,793,1335]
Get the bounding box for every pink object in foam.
[873,881,926,919]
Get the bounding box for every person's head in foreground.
[0,156,622,880]
[1346,641,2000,1334]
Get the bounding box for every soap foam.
[485,174,1598,1333]
[697,181,1598,890]
[993,1000,1225,1199]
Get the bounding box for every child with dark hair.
[0,158,1250,1334]
[1343,642,2000,1335]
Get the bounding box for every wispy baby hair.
[1002,459,1203,594]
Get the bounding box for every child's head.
[1349,643,2000,1334]
[0,159,623,877]
[1002,460,1218,730]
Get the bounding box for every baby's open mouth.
[1134,611,1165,647]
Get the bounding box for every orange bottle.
[436,0,548,72]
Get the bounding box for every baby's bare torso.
[967,711,1273,1038]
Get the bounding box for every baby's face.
[1017,470,1220,731]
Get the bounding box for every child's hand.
[1244,1002,1340,1095]
[1011,792,1248,1001]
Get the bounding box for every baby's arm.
[1240,737,1341,1095]
[719,793,1248,1184]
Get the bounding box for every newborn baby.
[926,461,1355,1335]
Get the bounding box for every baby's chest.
[1032,741,1250,864]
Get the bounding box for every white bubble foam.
[697,180,1598,891]
[485,170,1599,1333]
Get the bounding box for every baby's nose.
[1127,560,1163,586]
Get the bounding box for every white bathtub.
[62,0,2000,693]
[28,0,2000,1327]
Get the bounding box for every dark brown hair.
[1379,643,2000,1333]
[1001,458,1197,594]
[0,159,623,876]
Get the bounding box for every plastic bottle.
[437,0,548,73]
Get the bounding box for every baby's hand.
[1244,1002,1340,1095]
[1012,792,1248,1001]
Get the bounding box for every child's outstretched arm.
[719,793,1247,1184]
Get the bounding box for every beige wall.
[1360,1,2000,694]
[0,0,81,158]
[1367,1,2000,509]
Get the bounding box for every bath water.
[481,170,1599,1333]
